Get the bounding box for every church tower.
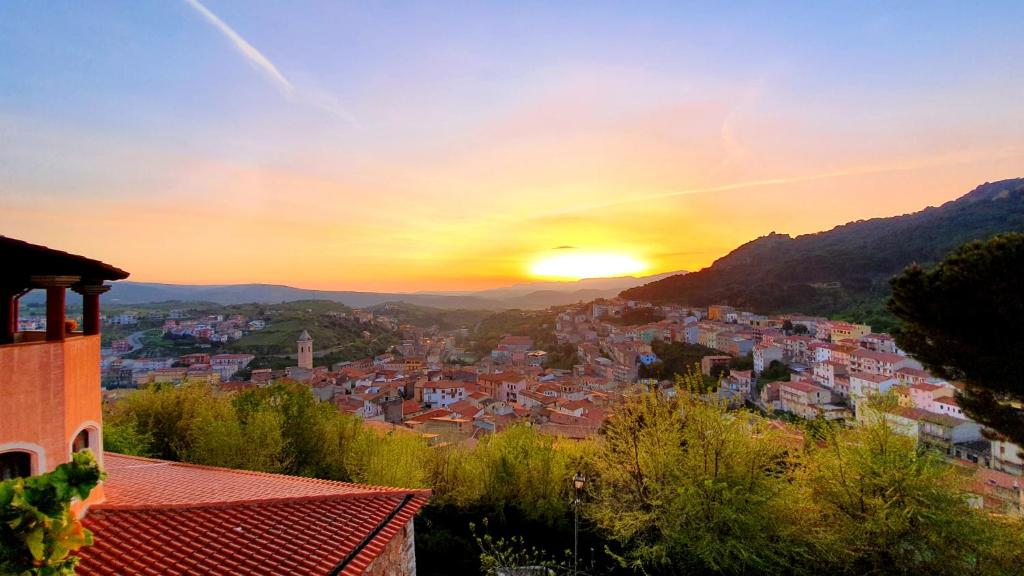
[297,329,313,370]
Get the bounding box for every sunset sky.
[2,2,1023,291]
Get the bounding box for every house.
[849,349,921,377]
[759,381,782,411]
[210,353,256,380]
[778,380,832,420]
[917,412,983,457]
[991,437,1024,476]
[0,236,430,575]
[753,345,783,374]
[828,322,871,342]
[416,380,468,409]
[722,370,753,395]
[970,467,1023,515]
[849,373,899,403]
[700,355,731,376]
[931,395,965,419]
[478,372,528,403]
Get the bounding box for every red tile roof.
[77,454,429,576]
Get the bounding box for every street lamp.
[572,473,586,576]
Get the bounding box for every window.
[0,451,32,480]
[72,429,91,453]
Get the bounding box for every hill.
[224,300,398,358]
[621,178,1024,329]
[22,271,685,310]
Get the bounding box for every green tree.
[588,368,821,574]
[0,452,104,575]
[101,418,152,457]
[802,418,1024,575]
[888,233,1024,445]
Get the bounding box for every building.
[700,355,731,376]
[849,349,921,377]
[829,322,871,342]
[0,237,429,575]
[778,380,832,420]
[210,353,256,380]
[297,329,314,370]
[991,437,1024,476]
[753,344,783,374]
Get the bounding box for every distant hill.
[621,178,1024,328]
[21,270,685,310]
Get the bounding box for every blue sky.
[2,1,1022,289]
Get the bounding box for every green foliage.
[727,354,753,371]
[589,370,822,574]
[105,373,1024,575]
[100,418,152,457]
[621,179,1024,320]
[802,420,1024,575]
[601,307,665,326]
[638,339,722,381]
[0,452,104,576]
[470,309,561,359]
[366,302,492,331]
[544,343,579,370]
[889,232,1024,446]
[759,359,792,382]
[472,518,573,575]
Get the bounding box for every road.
[125,329,149,353]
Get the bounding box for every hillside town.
[89,295,1024,517]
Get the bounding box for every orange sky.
[3,3,1023,292]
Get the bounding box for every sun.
[529,252,648,280]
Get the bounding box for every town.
[52,294,1020,518]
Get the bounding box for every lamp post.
[572,473,586,576]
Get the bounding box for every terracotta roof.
[77,454,429,576]
[2,235,129,286]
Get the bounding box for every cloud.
[541,144,1024,218]
[182,0,355,124]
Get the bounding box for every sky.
[2,1,1023,292]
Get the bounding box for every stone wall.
[364,518,417,575]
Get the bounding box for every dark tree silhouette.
[888,233,1024,446]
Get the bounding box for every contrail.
[182,0,294,95]
[183,0,356,124]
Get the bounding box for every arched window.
[72,428,91,453]
[0,451,32,480]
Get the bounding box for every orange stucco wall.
[0,335,103,474]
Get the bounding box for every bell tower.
[297,329,313,370]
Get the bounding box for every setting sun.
[529,252,648,280]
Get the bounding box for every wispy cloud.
[541,144,1024,218]
[182,0,354,124]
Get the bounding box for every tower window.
[72,428,93,453]
[0,451,32,480]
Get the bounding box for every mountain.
[460,271,685,299]
[20,271,685,310]
[620,178,1024,327]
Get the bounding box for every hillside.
[225,300,398,358]
[621,178,1024,327]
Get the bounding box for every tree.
[588,368,821,574]
[802,417,1024,575]
[888,233,1024,445]
[760,360,791,382]
[0,452,104,575]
